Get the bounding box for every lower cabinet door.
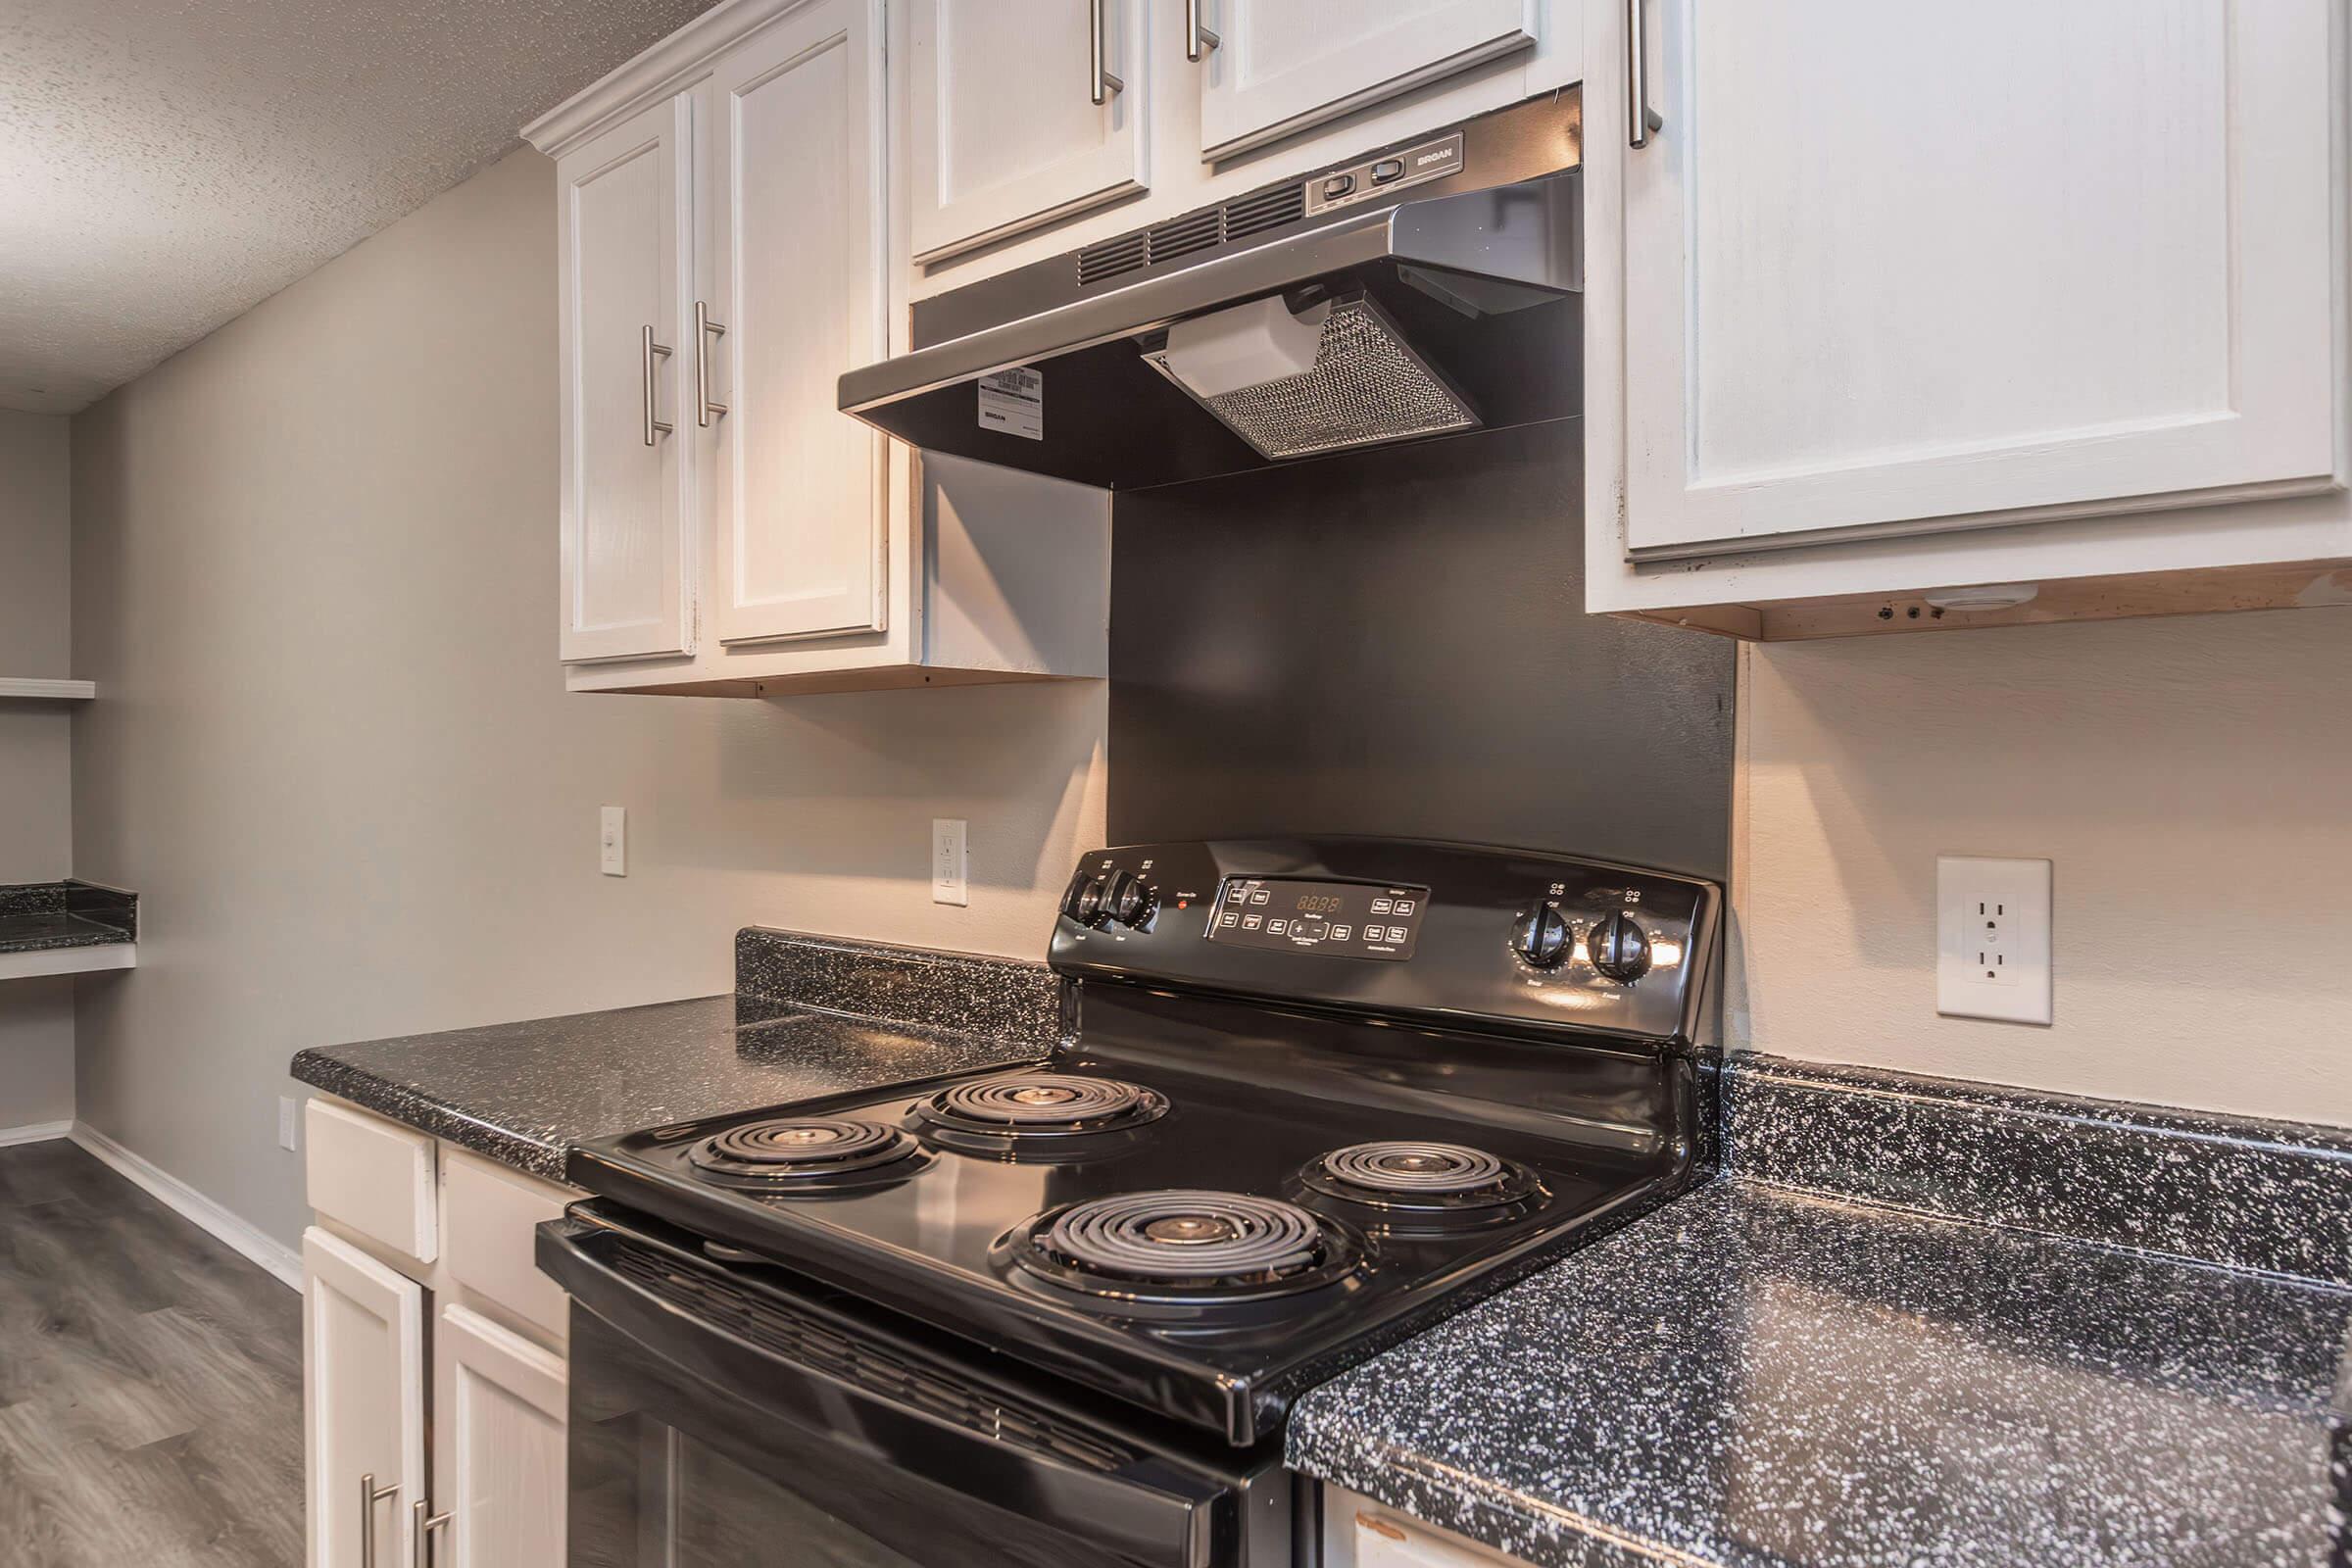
[304,1228,427,1568]
[1348,1499,1528,1567]
[433,1304,569,1568]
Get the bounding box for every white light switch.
[932,818,968,906]
[1936,856,2052,1025]
[278,1096,299,1152]
[601,806,627,877]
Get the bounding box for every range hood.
[839,90,1584,492]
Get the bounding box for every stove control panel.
[1207,876,1429,959]
[1051,839,1722,1047]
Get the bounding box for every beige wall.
[0,409,76,1128]
[69,147,1106,1250]
[1731,607,2352,1124]
[0,411,74,880]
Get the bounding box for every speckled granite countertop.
[291,996,1041,1181]
[1289,1178,2352,1567]
[0,880,136,955]
[290,931,1058,1181]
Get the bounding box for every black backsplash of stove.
[1107,418,1736,880]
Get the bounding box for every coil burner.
[1004,1190,1363,1314]
[1299,1141,1543,1223]
[686,1117,923,1190]
[915,1073,1170,1145]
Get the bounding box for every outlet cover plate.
[932,818,968,906]
[1936,856,2052,1025]
[601,806,626,877]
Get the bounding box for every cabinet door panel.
[303,1229,425,1568]
[1198,0,1537,161]
[558,96,694,661]
[712,0,887,643]
[1611,0,2340,559]
[907,0,1149,264]
[1349,1503,1524,1565]
[433,1305,568,1568]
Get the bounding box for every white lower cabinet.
[433,1306,569,1568]
[1325,1486,1534,1567]
[303,1230,428,1568]
[305,1099,577,1568]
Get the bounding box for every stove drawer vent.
[605,1241,1134,1473]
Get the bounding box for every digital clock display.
[1207,876,1430,960]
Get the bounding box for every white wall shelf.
[0,678,95,701]
[0,943,136,982]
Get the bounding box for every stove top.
[567,837,1720,1445]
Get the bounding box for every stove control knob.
[1508,904,1572,969]
[1104,871,1152,927]
[1064,872,1110,926]
[1586,910,1651,983]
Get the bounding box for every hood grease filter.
[1143,293,1481,462]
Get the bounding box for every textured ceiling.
[0,0,719,414]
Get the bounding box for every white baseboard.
[69,1121,303,1291]
[0,1120,73,1149]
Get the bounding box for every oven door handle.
[538,1216,1227,1568]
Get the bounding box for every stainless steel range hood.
[839,90,1584,492]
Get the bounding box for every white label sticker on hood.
[977,368,1044,441]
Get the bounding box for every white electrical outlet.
[1936,856,2052,1025]
[278,1096,299,1152]
[932,818,968,906]
[601,806,627,877]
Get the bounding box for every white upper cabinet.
[1601,0,2343,563]
[526,0,1109,695]
[710,0,888,642]
[556,97,695,662]
[900,0,1572,290]
[906,0,1151,264]
[1194,0,1539,162]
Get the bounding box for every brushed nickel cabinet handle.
[695,300,728,426]
[1626,0,1664,147]
[1186,0,1219,61]
[1090,0,1125,104]
[641,324,675,446]
[412,1499,452,1568]
[358,1473,399,1568]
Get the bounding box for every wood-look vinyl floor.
[0,1139,302,1568]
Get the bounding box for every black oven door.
[538,1208,1297,1568]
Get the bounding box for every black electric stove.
[545,838,1718,1568]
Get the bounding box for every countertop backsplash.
[1722,1054,2352,1287]
[733,927,1064,1052]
